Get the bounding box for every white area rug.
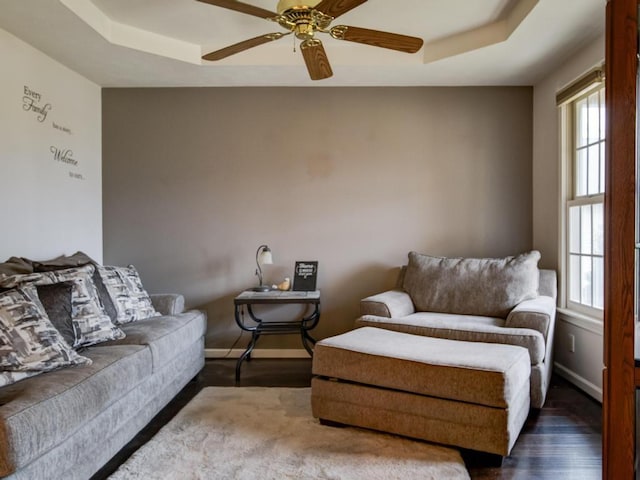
[109,387,470,480]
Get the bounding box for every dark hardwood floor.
[92,359,602,480]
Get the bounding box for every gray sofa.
[357,251,557,408]
[0,293,206,480]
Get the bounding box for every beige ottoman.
[311,327,530,457]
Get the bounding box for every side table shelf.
[233,290,321,382]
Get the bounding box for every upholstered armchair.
[357,251,557,408]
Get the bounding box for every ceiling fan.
[197,0,424,80]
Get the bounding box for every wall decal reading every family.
[22,84,84,181]
[22,85,51,122]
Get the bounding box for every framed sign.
[293,261,318,291]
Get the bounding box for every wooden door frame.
[604,0,637,478]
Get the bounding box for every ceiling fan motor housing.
[276,0,332,40]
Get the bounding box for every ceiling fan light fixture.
[276,0,322,15]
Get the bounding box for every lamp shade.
[259,248,273,265]
[253,245,273,292]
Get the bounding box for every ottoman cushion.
[313,327,530,409]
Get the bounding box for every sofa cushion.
[356,312,545,364]
[0,286,90,379]
[0,265,125,348]
[0,344,151,475]
[103,311,206,371]
[97,265,160,324]
[402,251,540,318]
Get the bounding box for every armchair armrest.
[150,293,185,316]
[505,295,556,339]
[360,290,415,318]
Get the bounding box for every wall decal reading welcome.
[22,85,52,122]
[50,146,77,166]
[50,146,84,181]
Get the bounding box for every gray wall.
[102,87,533,349]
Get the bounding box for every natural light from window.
[567,87,605,315]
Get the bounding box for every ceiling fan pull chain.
[293,33,296,53]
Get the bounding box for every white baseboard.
[554,362,602,403]
[205,348,311,359]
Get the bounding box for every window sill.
[557,307,603,336]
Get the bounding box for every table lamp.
[252,245,273,292]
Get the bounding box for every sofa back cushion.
[403,251,541,318]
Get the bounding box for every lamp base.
[251,285,272,292]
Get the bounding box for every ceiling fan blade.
[300,39,333,81]
[202,33,287,61]
[331,26,423,53]
[196,0,277,19]
[314,0,367,19]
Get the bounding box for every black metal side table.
[233,290,321,382]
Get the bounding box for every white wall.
[0,28,102,263]
[533,33,605,401]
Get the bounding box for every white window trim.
[558,80,605,323]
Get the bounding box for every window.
[560,74,605,318]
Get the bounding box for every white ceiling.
[0,0,605,87]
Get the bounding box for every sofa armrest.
[505,295,556,339]
[150,294,185,316]
[360,290,415,318]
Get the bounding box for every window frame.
[559,74,605,321]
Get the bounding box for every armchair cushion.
[402,250,540,318]
[356,312,545,364]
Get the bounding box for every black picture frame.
[293,261,318,291]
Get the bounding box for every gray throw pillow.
[402,251,541,318]
[0,286,90,386]
[35,282,76,347]
[0,257,33,277]
[30,251,97,270]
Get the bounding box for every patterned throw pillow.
[0,370,40,388]
[97,265,161,324]
[0,265,125,348]
[0,286,91,385]
[32,251,119,324]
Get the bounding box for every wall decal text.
[53,122,72,135]
[50,146,84,180]
[50,146,78,166]
[22,85,52,122]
